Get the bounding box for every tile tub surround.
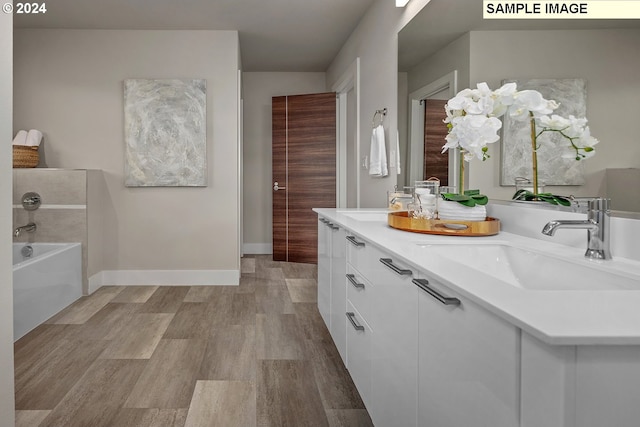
[315,207,640,345]
[14,256,373,427]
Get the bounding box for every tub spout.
[14,222,36,238]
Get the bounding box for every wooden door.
[423,99,449,184]
[272,92,336,264]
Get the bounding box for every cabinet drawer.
[346,300,373,409]
[362,244,415,294]
[346,264,373,322]
[345,233,369,270]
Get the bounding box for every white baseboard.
[88,269,240,291]
[243,243,272,254]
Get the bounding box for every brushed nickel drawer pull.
[346,235,365,247]
[328,223,339,230]
[413,278,461,306]
[379,258,413,276]
[346,274,365,289]
[346,312,365,331]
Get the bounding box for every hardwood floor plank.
[282,262,317,279]
[229,292,257,326]
[183,286,234,303]
[138,286,191,313]
[76,303,140,341]
[40,359,147,427]
[15,410,50,427]
[100,313,174,359]
[325,409,374,427]
[293,303,332,342]
[163,303,212,339]
[256,314,305,360]
[241,257,256,274]
[304,338,365,410]
[255,285,296,314]
[110,408,188,427]
[15,339,109,410]
[47,286,124,324]
[285,278,318,303]
[110,286,159,303]
[124,339,207,409]
[14,324,80,363]
[257,359,328,427]
[184,380,256,427]
[200,325,256,381]
[256,267,286,281]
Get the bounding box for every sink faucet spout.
[541,198,611,260]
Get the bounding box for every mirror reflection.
[398,0,640,215]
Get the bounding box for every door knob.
[273,181,286,191]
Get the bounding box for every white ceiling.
[14,0,375,71]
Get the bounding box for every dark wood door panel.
[424,99,449,185]
[272,96,287,262]
[272,92,336,264]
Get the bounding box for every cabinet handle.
[319,218,329,224]
[346,312,365,331]
[328,223,339,230]
[346,235,365,247]
[413,278,461,306]
[346,274,365,289]
[379,258,413,276]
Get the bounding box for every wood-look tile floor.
[14,255,373,427]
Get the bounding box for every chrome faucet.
[14,222,36,238]
[541,198,611,260]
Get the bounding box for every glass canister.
[414,178,439,218]
[387,187,414,211]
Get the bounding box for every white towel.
[369,124,388,177]
[395,129,401,175]
[25,129,43,147]
[12,130,28,146]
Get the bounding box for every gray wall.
[13,30,241,274]
[326,0,430,207]
[241,72,327,253]
[0,6,15,424]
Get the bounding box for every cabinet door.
[317,219,331,328]
[417,274,519,427]
[330,227,347,363]
[346,300,373,409]
[367,249,418,427]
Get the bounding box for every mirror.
[398,0,640,216]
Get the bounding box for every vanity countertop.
[315,207,640,346]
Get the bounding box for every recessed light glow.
[396,0,410,7]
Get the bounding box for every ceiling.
[13,0,375,71]
[399,0,640,71]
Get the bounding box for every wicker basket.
[13,145,39,168]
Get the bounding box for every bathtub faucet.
[14,222,36,238]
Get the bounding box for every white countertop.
[315,208,640,346]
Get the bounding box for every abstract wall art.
[124,79,207,187]
[500,78,587,186]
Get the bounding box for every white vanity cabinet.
[317,218,332,327]
[416,273,520,427]
[346,236,418,427]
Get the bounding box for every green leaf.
[464,189,481,196]
[470,195,488,205]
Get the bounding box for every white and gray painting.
[124,79,207,186]
[500,78,587,186]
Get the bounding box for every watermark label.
[484,1,640,19]
[3,2,47,14]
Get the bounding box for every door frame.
[407,70,458,186]
[333,57,360,208]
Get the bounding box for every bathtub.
[13,243,82,341]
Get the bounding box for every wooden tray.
[388,211,500,236]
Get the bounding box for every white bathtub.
[13,243,82,341]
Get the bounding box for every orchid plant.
[442,82,598,202]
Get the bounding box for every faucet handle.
[588,197,610,212]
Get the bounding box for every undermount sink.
[340,211,388,222]
[416,244,640,291]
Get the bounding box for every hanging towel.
[12,130,28,146]
[25,129,43,147]
[369,124,388,177]
[395,129,401,175]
